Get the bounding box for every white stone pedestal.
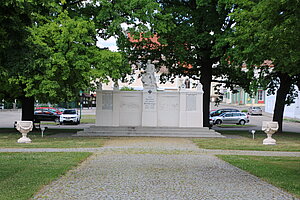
[263,135,276,145]
[17,136,32,143]
[142,88,157,127]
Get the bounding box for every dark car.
[210,108,240,117]
[34,109,60,123]
[35,107,62,115]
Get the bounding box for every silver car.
[210,112,249,125]
[248,107,262,115]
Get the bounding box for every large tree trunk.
[200,65,212,127]
[21,96,35,121]
[273,73,292,133]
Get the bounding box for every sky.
[97,37,118,51]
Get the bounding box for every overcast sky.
[97,37,118,51]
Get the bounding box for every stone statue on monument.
[142,60,157,89]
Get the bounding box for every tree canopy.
[222,0,300,131]
[1,0,156,120]
[120,0,235,127]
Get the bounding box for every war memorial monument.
[77,60,223,137]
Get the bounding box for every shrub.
[120,86,135,91]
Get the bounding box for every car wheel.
[215,120,222,125]
[59,122,63,125]
[239,120,246,125]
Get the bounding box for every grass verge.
[217,124,255,128]
[0,128,108,148]
[0,152,91,200]
[81,114,96,124]
[284,118,300,123]
[80,118,95,124]
[218,155,300,198]
[193,130,300,151]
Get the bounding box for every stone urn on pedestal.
[16,121,33,143]
[262,121,279,145]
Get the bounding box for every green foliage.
[91,50,131,86]
[23,11,97,102]
[228,0,300,75]
[120,86,135,91]
[221,0,300,131]
[223,0,300,92]
[0,0,145,105]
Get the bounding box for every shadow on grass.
[0,128,83,136]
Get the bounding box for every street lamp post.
[79,90,83,119]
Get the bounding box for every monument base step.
[76,126,225,138]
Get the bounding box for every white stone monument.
[262,121,278,145]
[78,60,224,137]
[16,121,33,143]
[94,61,204,128]
[141,60,158,126]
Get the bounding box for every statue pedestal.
[263,135,276,145]
[142,88,157,127]
[17,136,32,143]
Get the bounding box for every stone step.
[76,126,224,138]
[80,126,214,132]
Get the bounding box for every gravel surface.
[31,138,299,200]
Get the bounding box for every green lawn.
[0,128,108,148]
[216,124,256,128]
[193,130,300,151]
[218,155,300,198]
[0,152,91,200]
[80,118,95,124]
[81,114,96,124]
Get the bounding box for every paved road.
[31,138,298,200]
[211,103,300,133]
[0,106,299,132]
[0,108,95,129]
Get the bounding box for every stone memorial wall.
[96,87,203,128]
[96,60,203,128]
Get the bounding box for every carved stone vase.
[16,121,33,143]
[262,121,278,145]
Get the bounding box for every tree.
[121,0,233,127]
[224,0,300,132]
[0,0,135,121]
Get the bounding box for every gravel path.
[30,138,299,200]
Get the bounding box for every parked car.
[248,106,263,115]
[35,107,62,115]
[57,107,66,113]
[210,112,249,125]
[59,109,80,125]
[210,108,240,117]
[34,109,60,123]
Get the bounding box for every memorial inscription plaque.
[186,94,197,111]
[102,93,113,110]
[143,90,156,110]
